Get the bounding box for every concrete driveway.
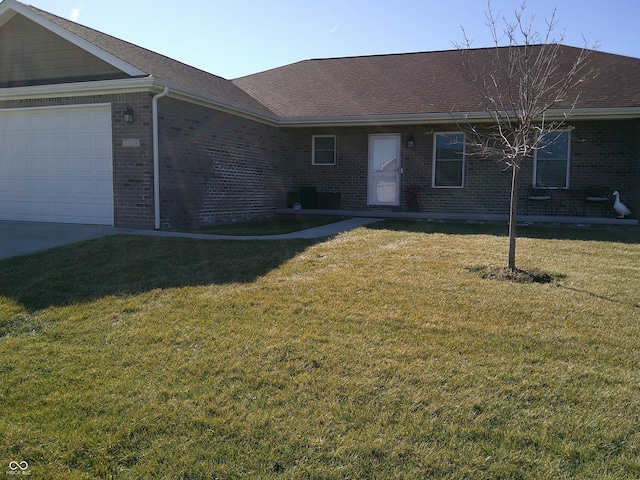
[0,221,116,260]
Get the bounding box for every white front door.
[368,134,401,206]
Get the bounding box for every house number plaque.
[122,138,140,148]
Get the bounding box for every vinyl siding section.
[0,13,125,86]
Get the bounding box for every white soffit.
[0,0,147,77]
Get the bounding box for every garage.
[0,104,113,225]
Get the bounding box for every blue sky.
[21,0,640,79]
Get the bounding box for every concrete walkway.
[0,218,384,260]
[115,217,384,240]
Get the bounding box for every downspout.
[152,86,170,229]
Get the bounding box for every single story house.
[0,0,638,229]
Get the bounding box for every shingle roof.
[10,1,640,122]
[232,46,640,119]
[21,3,274,115]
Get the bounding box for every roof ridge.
[301,43,588,62]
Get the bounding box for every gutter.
[3,77,639,128]
[152,86,170,230]
[274,107,640,127]
[0,77,157,100]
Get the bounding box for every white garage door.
[0,104,113,225]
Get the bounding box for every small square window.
[312,135,336,165]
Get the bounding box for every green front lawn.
[1,222,639,479]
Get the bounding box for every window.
[433,132,465,188]
[534,131,570,188]
[312,135,336,165]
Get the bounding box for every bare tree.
[456,1,595,271]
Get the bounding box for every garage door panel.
[71,159,94,174]
[29,114,51,131]
[95,181,112,195]
[31,179,51,194]
[71,134,96,152]
[0,105,113,225]
[50,136,71,156]
[0,115,27,133]
[0,177,10,193]
[30,157,50,174]
[10,137,30,160]
[51,178,74,194]
[73,179,97,194]
[11,200,32,216]
[32,136,48,150]
[95,135,113,152]
[12,178,30,193]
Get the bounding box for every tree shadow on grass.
[0,234,318,311]
[365,219,640,244]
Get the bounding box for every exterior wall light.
[407,134,415,148]
[124,106,134,123]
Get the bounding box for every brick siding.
[1,94,636,228]
[286,120,639,217]
[157,97,290,228]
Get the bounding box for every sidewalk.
[0,218,384,261]
[115,217,384,240]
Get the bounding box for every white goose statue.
[613,191,631,218]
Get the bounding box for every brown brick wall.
[568,121,638,215]
[286,124,515,214]
[1,94,636,228]
[157,97,291,228]
[286,120,639,217]
[111,93,155,229]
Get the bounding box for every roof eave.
[2,77,639,127]
[275,107,640,127]
[154,78,280,126]
[0,77,158,99]
[0,77,281,126]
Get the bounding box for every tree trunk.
[508,162,520,270]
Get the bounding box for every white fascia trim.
[0,77,281,125]
[0,77,158,100]
[0,7,16,28]
[450,107,640,124]
[544,107,640,121]
[0,0,146,77]
[277,113,463,128]
[278,107,640,128]
[2,76,639,127]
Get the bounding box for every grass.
[176,215,350,236]
[1,221,639,479]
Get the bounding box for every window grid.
[433,132,465,188]
[312,135,336,165]
[534,131,570,188]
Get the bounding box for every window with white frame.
[312,135,336,165]
[433,132,465,188]
[534,131,570,188]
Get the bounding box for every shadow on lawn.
[365,219,640,244]
[0,235,318,311]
